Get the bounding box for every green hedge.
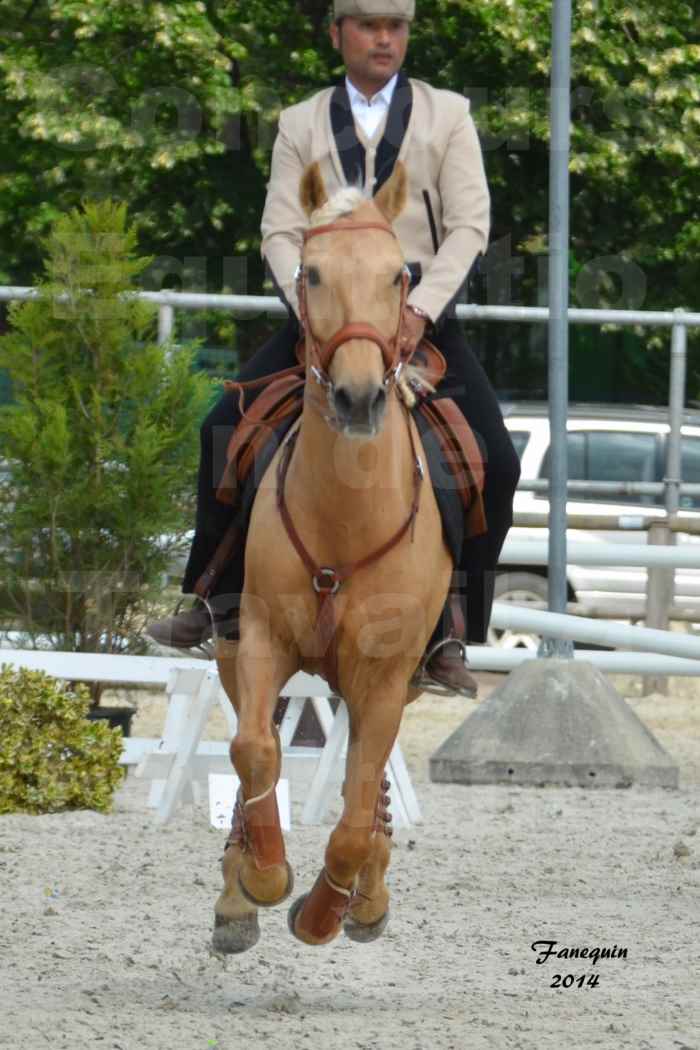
[0,665,125,814]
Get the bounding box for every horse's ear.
[300,162,328,217]
[374,161,408,224]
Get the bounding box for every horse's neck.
[290,395,414,536]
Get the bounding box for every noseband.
[296,219,411,393]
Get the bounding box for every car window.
[679,437,700,510]
[538,430,660,505]
[508,431,530,460]
[538,433,586,483]
[587,432,657,494]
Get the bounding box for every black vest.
[329,71,413,194]
[327,73,471,322]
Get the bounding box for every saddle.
[195,338,486,600]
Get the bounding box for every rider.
[147,0,521,697]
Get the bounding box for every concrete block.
[430,659,678,789]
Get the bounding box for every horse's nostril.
[334,386,353,418]
[370,387,387,415]
[334,385,386,429]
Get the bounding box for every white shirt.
[345,74,398,141]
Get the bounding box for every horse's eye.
[308,266,321,287]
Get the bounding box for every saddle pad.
[418,396,486,540]
[231,413,300,534]
[217,373,304,505]
[413,409,465,565]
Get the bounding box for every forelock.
[309,186,369,227]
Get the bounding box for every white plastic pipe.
[501,538,700,569]
[491,602,700,660]
[468,646,700,676]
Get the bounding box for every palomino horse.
[213,160,453,952]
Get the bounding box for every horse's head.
[298,161,408,438]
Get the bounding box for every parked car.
[495,402,700,649]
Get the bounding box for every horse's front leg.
[212,796,263,953]
[288,685,405,946]
[343,773,394,942]
[213,632,295,952]
[230,625,296,908]
[211,639,262,953]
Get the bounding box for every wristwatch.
[406,303,431,323]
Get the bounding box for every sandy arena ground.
[1,671,698,1050]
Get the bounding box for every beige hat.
[333,0,415,21]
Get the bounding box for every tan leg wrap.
[243,784,286,871]
[294,868,354,944]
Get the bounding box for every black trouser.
[182,315,520,644]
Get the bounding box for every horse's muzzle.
[332,383,387,438]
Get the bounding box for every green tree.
[408,1,699,400]
[0,1,698,392]
[0,199,212,657]
[418,0,699,310]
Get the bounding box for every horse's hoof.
[212,912,260,954]
[287,892,309,938]
[344,909,390,943]
[238,860,294,909]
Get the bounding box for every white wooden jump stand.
[1,650,421,829]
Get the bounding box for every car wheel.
[489,572,549,651]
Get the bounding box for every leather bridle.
[295,219,412,393]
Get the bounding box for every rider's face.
[330,16,410,90]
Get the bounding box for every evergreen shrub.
[0,665,125,814]
[0,200,213,662]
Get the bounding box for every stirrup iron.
[410,637,470,698]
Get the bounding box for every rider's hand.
[400,308,427,357]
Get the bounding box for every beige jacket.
[260,77,490,324]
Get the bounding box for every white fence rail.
[501,538,700,569]
[490,601,700,660]
[468,646,700,676]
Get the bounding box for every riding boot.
[420,639,478,698]
[146,597,240,649]
[411,593,478,699]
